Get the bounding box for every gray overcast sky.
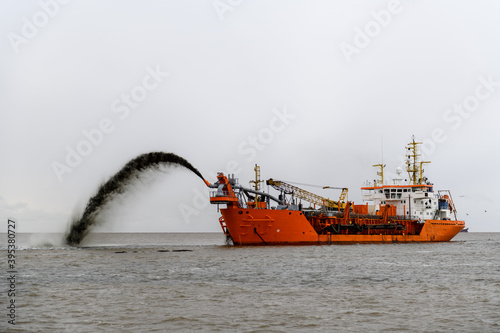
[1,0,499,233]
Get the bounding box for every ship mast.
[406,136,430,185]
[373,164,385,187]
[249,164,262,191]
[249,164,263,205]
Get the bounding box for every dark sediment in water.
[66,152,204,246]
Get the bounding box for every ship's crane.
[266,179,348,210]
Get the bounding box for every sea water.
[1,232,499,332]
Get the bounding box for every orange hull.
[221,207,465,246]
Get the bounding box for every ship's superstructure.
[360,137,457,222]
[204,138,465,245]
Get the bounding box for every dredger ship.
[204,138,465,245]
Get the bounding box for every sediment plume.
[66,152,204,246]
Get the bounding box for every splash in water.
[66,152,204,246]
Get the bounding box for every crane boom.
[266,179,347,209]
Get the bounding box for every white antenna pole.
[381,135,384,166]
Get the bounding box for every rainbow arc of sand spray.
[66,152,205,246]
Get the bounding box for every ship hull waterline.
[220,207,465,246]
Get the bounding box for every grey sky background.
[1,0,499,234]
